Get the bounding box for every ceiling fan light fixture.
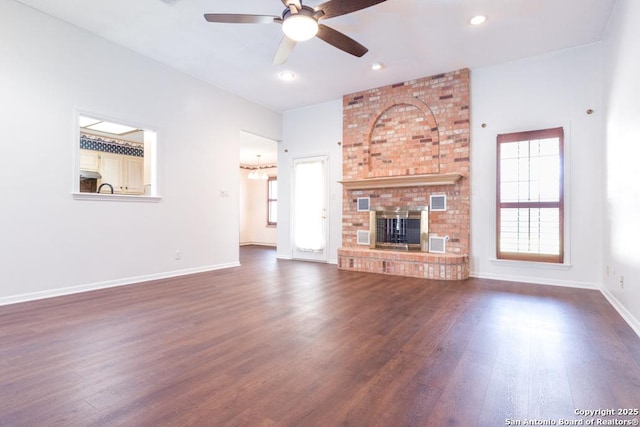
[282,14,318,41]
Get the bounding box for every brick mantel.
[338,69,471,280]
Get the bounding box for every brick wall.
[339,69,470,280]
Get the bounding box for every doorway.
[239,131,278,250]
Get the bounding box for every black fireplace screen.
[376,218,421,245]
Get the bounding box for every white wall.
[239,167,277,246]
[278,99,343,263]
[0,1,281,303]
[601,0,640,333]
[470,44,604,289]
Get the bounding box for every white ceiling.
[15,0,615,113]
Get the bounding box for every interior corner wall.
[0,1,281,304]
[601,0,640,333]
[470,43,604,289]
[278,99,343,263]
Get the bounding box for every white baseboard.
[240,242,276,247]
[0,262,240,307]
[600,288,640,338]
[470,271,598,289]
[274,254,336,264]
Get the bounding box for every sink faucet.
[98,183,114,194]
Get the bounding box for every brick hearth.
[338,69,470,280]
[338,247,469,280]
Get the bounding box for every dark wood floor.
[1,246,639,426]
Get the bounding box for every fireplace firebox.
[369,207,428,251]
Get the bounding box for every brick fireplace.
[337,69,470,280]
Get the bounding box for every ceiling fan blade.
[204,14,279,24]
[281,0,302,9]
[314,0,387,20]
[316,24,368,57]
[273,36,297,65]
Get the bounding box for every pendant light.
[248,154,269,180]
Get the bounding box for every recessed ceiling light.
[371,62,383,71]
[279,71,296,81]
[470,15,487,26]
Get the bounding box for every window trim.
[496,127,564,263]
[73,109,161,200]
[267,175,277,226]
[72,193,162,203]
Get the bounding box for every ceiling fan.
[204,0,387,65]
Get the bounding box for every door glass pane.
[293,160,325,252]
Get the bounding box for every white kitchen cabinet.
[79,149,99,171]
[123,156,144,194]
[98,153,144,195]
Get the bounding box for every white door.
[292,156,328,262]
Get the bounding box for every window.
[496,127,564,263]
[267,176,277,226]
[75,112,159,201]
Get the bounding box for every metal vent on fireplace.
[357,230,370,245]
[430,194,447,211]
[357,197,370,212]
[429,235,449,254]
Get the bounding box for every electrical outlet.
[620,276,624,289]
[175,250,181,260]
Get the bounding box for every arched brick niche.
[367,98,440,177]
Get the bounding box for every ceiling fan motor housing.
[282,5,320,41]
